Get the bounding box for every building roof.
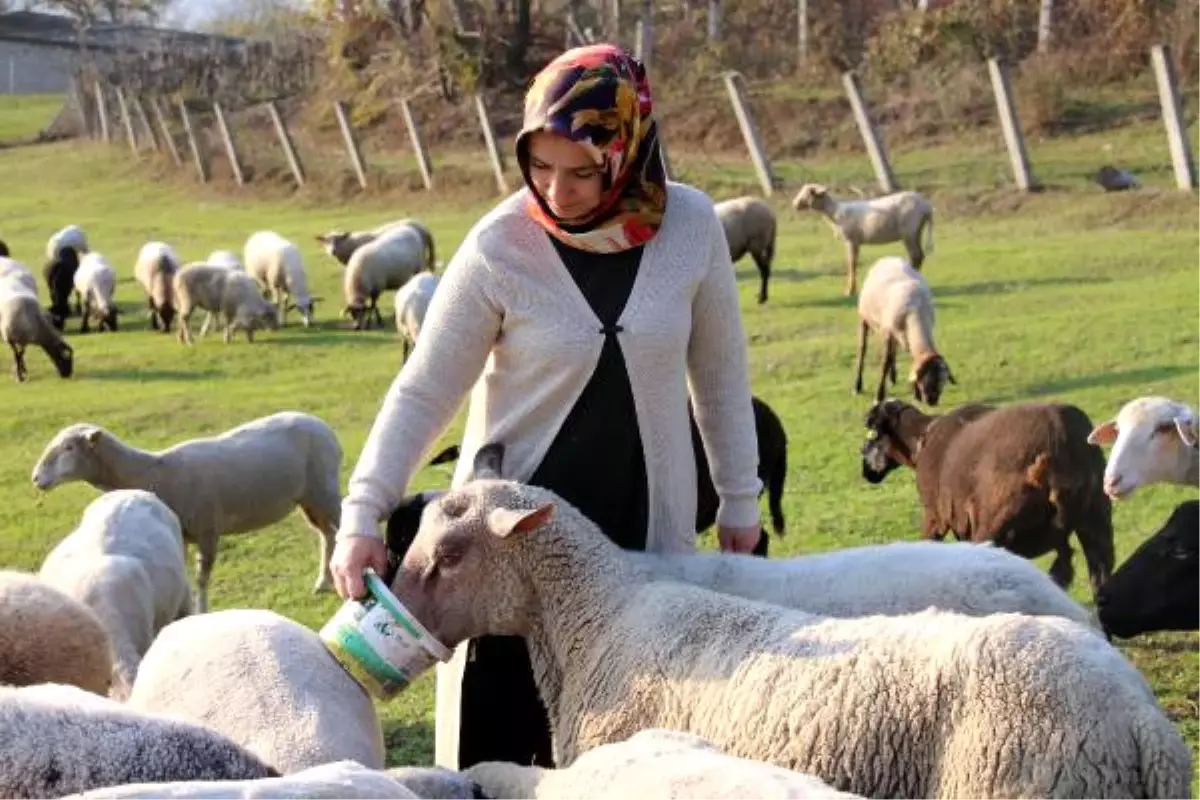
[0,10,250,53]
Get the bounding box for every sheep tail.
[1025,452,1070,530]
[767,448,786,536]
[923,211,935,256]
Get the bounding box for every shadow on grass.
[935,276,1111,298]
[82,367,226,381]
[736,267,826,287]
[982,364,1195,403]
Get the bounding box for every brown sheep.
[860,399,1114,600]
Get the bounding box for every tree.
[40,0,173,24]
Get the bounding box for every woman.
[330,43,763,771]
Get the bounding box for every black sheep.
[43,246,82,331]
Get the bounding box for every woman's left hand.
[718,524,762,554]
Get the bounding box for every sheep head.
[388,480,555,649]
[861,399,926,483]
[909,353,956,407]
[316,231,360,265]
[1087,396,1199,499]
[31,423,107,491]
[791,183,829,212]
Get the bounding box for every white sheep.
[74,252,120,334]
[791,183,934,296]
[0,570,114,695]
[133,241,181,332]
[393,480,1192,798]
[1088,396,1199,499]
[46,223,90,261]
[467,728,862,799]
[174,264,279,345]
[206,250,244,271]
[713,196,776,304]
[0,683,279,798]
[393,271,439,362]
[129,609,385,775]
[0,257,37,296]
[854,256,955,406]
[37,490,191,701]
[30,411,344,613]
[244,231,316,327]
[343,227,428,330]
[318,218,436,271]
[0,277,74,382]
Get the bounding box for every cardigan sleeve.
[685,204,764,529]
[338,235,503,540]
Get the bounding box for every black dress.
[455,235,650,770]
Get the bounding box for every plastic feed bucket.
[319,569,451,700]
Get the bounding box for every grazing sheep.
[391,479,1190,798]
[1096,500,1198,640]
[393,272,439,362]
[174,264,278,345]
[467,728,861,799]
[0,570,114,695]
[791,184,934,296]
[0,256,37,295]
[854,256,954,406]
[318,218,436,271]
[244,231,316,327]
[861,398,1115,600]
[343,227,429,330]
[0,683,279,799]
[37,490,191,701]
[43,245,82,329]
[1087,396,1199,499]
[74,252,120,334]
[206,250,244,271]
[129,609,385,775]
[30,411,344,613]
[46,223,90,261]
[0,278,74,381]
[133,241,180,332]
[714,196,776,304]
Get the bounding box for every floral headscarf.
[516,44,668,254]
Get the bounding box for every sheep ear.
[1174,416,1198,448]
[487,503,554,538]
[84,428,102,445]
[1088,420,1118,446]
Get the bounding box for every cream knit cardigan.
[339,181,763,552]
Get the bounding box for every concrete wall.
[0,39,77,95]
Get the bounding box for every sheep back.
[343,228,426,306]
[713,196,776,263]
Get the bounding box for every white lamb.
[129,609,385,775]
[343,227,428,330]
[392,480,1192,798]
[244,231,316,327]
[174,264,279,345]
[393,271,439,362]
[0,683,278,798]
[30,411,344,613]
[0,277,74,382]
[74,252,120,334]
[38,490,191,700]
[713,196,776,304]
[854,256,955,406]
[1088,396,1199,498]
[46,224,90,260]
[133,241,181,332]
[791,183,934,296]
[467,728,861,799]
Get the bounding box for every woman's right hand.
[330,535,389,600]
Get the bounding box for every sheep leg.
[79,298,91,334]
[844,241,860,297]
[1076,517,1115,602]
[752,251,770,304]
[906,236,925,270]
[300,502,338,594]
[146,297,160,331]
[875,338,896,403]
[10,342,26,382]
[192,540,216,614]
[178,310,193,345]
[853,319,869,395]
[198,311,215,337]
[1047,540,1076,589]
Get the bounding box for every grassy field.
[0,94,65,145]
[0,120,1196,783]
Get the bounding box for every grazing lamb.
[861,398,1114,600]
[1087,396,1199,499]
[0,278,74,381]
[393,272,439,362]
[714,196,776,304]
[46,223,90,261]
[0,257,37,295]
[30,411,344,613]
[391,479,1191,798]
[43,244,82,329]
[467,728,860,799]
[854,256,955,406]
[791,184,934,296]
[129,609,385,774]
[174,264,279,345]
[244,231,316,327]
[0,683,278,799]
[343,227,429,330]
[37,490,191,700]
[0,571,114,695]
[133,241,180,332]
[318,218,437,271]
[74,252,120,333]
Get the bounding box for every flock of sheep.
[0,180,1196,799]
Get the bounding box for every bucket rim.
[363,568,453,661]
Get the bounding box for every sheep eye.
[440,496,469,518]
[1154,423,1176,437]
[436,544,466,568]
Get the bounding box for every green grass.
[0,94,66,145]
[0,123,1196,785]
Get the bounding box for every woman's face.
[526,131,605,223]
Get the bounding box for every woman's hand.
[330,535,389,599]
[718,523,762,554]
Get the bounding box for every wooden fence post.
[841,71,899,193]
[722,71,778,196]
[333,100,368,190]
[474,93,510,196]
[266,101,306,187]
[69,76,92,139]
[94,81,110,143]
[212,102,246,186]
[986,59,1038,191]
[707,0,721,41]
[131,95,159,152]
[177,99,208,182]
[797,0,808,71]
[1037,0,1053,53]
[1150,45,1197,191]
[400,99,434,190]
[149,96,182,166]
[113,86,139,156]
